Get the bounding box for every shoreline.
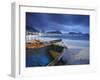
[26,37,89,48]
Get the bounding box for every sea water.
[26,34,90,67]
[40,34,90,65]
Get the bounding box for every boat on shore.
[26,39,65,49]
[26,39,68,66]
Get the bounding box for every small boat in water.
[26,39,63,49]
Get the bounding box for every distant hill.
[26,25,39,32]
[46,31,62,34]
[68,32,82,34]
[83,33,89,36]
[84,33,89,35]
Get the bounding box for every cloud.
[26,12,89,33]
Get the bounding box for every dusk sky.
[26,12,89,33]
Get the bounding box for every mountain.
[26,25,39,32]
[83,33,89,36]
[68,32,82,34]
[84,33,89,35]
[46,31,62,34]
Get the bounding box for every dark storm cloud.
[47,14,89,26]
[26,12,89,33]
